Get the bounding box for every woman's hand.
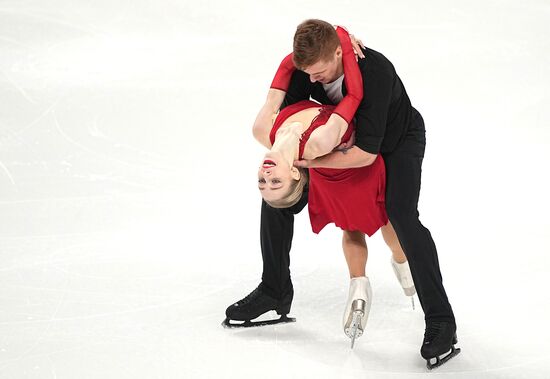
[349,34,365,59]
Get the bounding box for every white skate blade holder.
[391,258,416,310]
[345,299,366,349]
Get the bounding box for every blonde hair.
[264,168,308,209]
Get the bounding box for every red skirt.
[308,155,388,237]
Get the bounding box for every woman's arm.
[252,53,297,149]
[300,115,348,159]
[256,27,363,155]
[332,26,363,123]
[252,88,286,149]
[302,26,363,158]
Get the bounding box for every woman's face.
[257,153,298,202]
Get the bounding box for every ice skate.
[222,284,295,328]
[391,257,416,309]
[342,276,372,348]
[421,321,461,369]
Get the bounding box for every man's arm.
[295,146,377,169]
[302,51,393,167]
[353,55,393,155]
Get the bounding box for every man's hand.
[334,131,355,152]
[294,158,316,168]
[349,34,366,59]
[294,146,377,169]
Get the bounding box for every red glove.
[332,26,363,124]
[270,26,363,125]
[270,53,295,91]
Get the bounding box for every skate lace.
[238,287,262,305]
[424,322,444,343]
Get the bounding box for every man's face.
[302,46,342,84]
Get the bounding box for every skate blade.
[221,315,296,329]
[345,311,364,349]
[426,346,461,370]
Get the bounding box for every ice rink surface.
[1,0,549,378]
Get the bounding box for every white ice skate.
[391,257,416,309]
[343,276,372,349]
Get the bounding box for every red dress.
[268,26,387,236]
[270,100,388,236]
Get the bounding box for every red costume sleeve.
[333,26,363,124]
[270,26,363,124]
[270,53,295,91]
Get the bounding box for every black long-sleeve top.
[281,47,414,154]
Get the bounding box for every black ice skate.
[421,321,461,370]
[222,284,295,328]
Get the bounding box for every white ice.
[1,0,549,378]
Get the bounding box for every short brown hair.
[293,19,340,70]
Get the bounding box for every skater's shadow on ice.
[228,322,322,345]
[228,323,437,374]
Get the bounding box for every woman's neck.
[271,122,302,166]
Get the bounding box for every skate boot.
[222,284,295,328]
[421,321,461,369]
[391,257,416,309]
[342,276,372,348]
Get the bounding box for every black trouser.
[259,110,454,323]
[381,110,454,323]
[259,187,308,300]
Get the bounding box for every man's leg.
[260,188,309,303]
[224,186,308,325]
[383,113,454,323]
[383,111,459,365]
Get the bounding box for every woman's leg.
[381,221,407,263]
[382,221,417,300]
[342,230,371,345]
[342,230,367,278]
